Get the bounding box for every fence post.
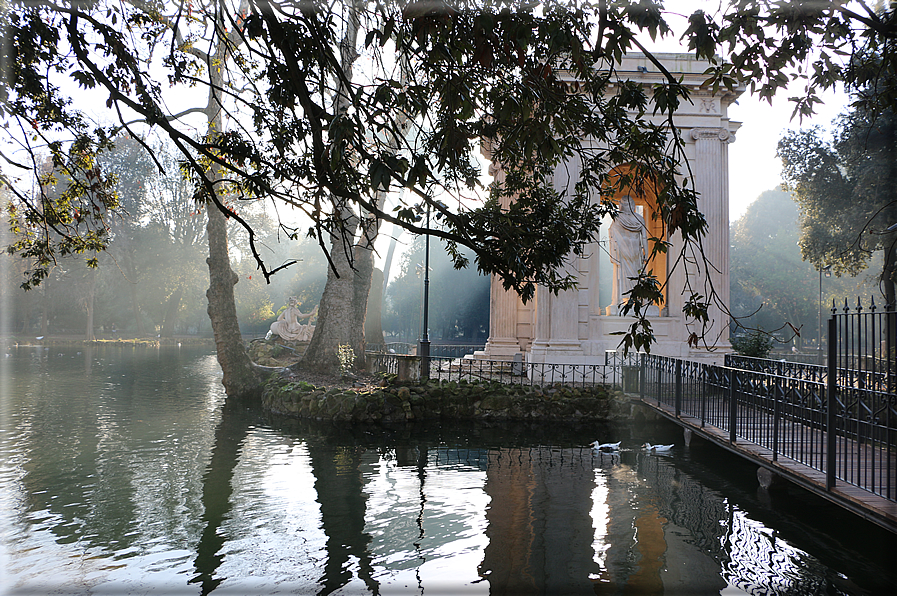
[639,353,646,400]
[826,316,837,491]
[700,365,708,427]
[729,368,737,443]
[772,381,781,462]
[675,359,682,417]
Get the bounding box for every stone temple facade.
[480,54,743,365]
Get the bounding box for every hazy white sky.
[727,87,847,221]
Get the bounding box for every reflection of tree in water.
[16,348,216,555]
[16,351,137,550]
[190,396,253,594]
[306,443,378,596]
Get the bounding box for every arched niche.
[604,165,667,310]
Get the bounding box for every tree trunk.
[19,295,31,334]
[296,1,372,374]
[85,270,96,341]
[205,204,259,397]
[381,222,405,305]
[118,225,147,336]
[40,276,49,337]
[883,241,896,310]
[300,233,371,373]
[198,3,262,398]
[365,268,386,347]
[130,282,146,336]
[298,3,415,374]
[161,287,183,338]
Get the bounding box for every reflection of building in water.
[305,442,833,595]
[591,456,681,593]
[480,448,601,594]
[354,445,491,592]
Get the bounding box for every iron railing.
[724,354,828,384]
[368,300,895,502]
[644,299,896,502]
[828,298,896,500]
[367,350,640,389]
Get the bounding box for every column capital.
[688,127,732,142]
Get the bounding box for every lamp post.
[818,264,831,363]
[418,203,431,380]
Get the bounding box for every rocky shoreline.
[261,374,631,424]
[251,339,632,424]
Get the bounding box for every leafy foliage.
[4,0,897,355]
[337,344,356,377]
[778,100,897,308]
[729,330,774,359]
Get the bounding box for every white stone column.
[549,259,582,345]
[484,274,524,359]
[688,127,732,350]
[482,158,524,360]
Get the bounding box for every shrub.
[730,330,774,358]
[337,344,356,377]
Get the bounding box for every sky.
[726,87,847,221]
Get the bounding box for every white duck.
[642,442,673,453]
[591,441,621,452]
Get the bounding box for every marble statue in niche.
[608,195,648,314]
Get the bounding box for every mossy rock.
[479,394,511,411]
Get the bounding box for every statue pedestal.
[605,303,660,317]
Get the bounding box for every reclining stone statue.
[267,297,317,342]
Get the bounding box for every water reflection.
[307,442,378,594]
[2,346,224,592]
[190,396,253,594]
[481,447,600,594]
[2,347,894,594]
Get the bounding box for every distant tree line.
[2,135,489,341]
[729,187,880,351]
[1,136,331,339]
[383,236,490,344]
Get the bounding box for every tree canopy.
[778,96,897,308]
[730,187,816,343]
[4,0,897,369]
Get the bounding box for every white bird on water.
[590,441,621,452]
[642,443,673,453]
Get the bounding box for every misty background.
[0,137,879,351]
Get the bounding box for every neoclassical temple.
[480,54,743,365]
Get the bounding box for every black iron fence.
[367,301,895,502]
[828,298,896,500]
[724,354,827,384]
[366,349,639,389]
[645,299,895,502]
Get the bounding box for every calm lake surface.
[1,345,895,595]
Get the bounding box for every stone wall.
[262,376,631,424]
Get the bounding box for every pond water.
[1,346,895,595]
